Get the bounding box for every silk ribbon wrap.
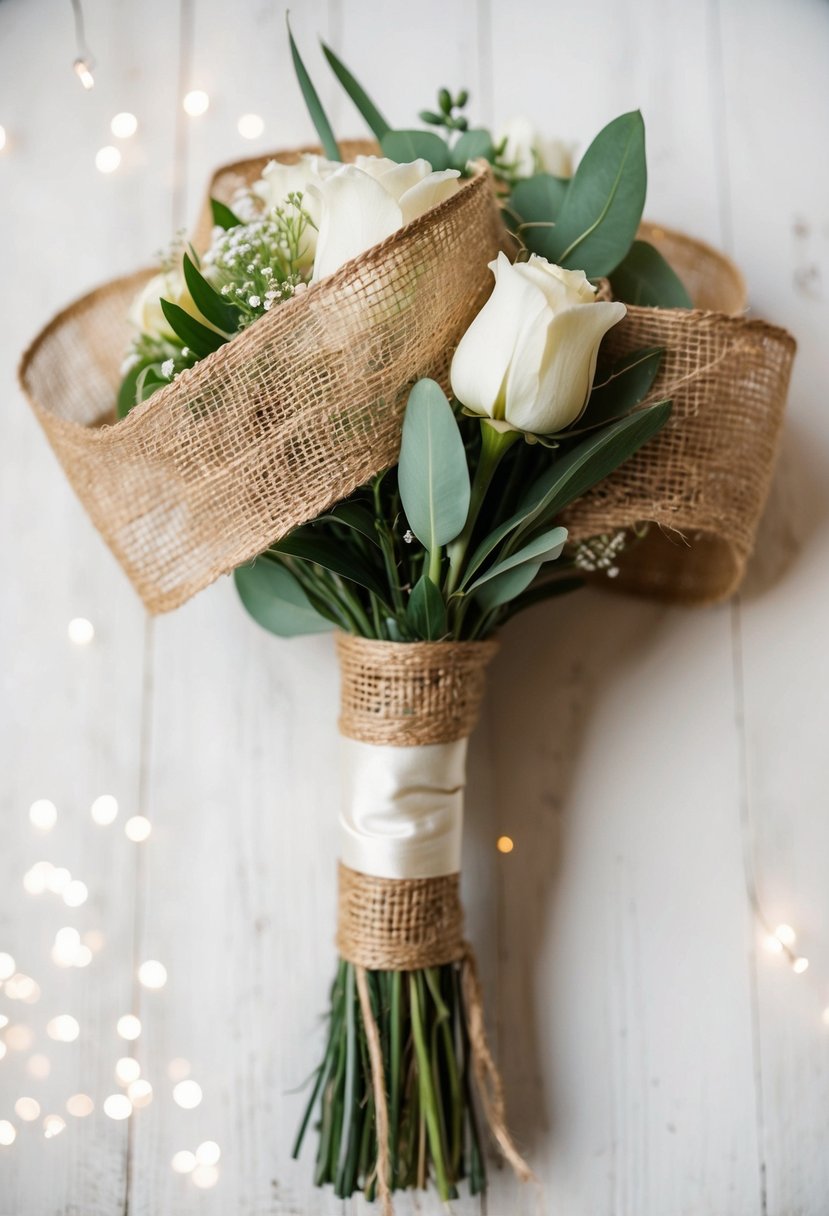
[334,633,496,971]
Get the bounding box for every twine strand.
[355,965,393,1216]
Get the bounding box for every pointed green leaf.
[406,574,447,640]
[234,559,334,637]
[515,399,672,537]
[288,18,341,161]
[380,129,450,171]
[608,239,692,308]
[117,360,155,418]
[320,501,380,545]
[546,111,647,276]
[474,560,541,612]
[272,529,387,600]
[182,252,241,334]
[582,346,664,427]
[211,198,243,230]
[467,526,567,593]
[398,379,471,555]
[320,41,390,140]
[159,299,227,358]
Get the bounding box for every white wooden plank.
[0,0,179,1211]
[716,2,829,1213]
[486,1,765,1212]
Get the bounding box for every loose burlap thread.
[19,143,507,614]
[335,634,534,1201]
[20,151,795,614]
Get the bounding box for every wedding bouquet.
[19,24,796,1213]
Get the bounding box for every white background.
[1,1,827,1213]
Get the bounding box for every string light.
[128,1079,153,1108]
[14,1097,40,1122]
[95,146,121,175]
[47,1015,80,1043]
[173,1079,202,1109]
[774,923,796,947]
[66,1093,94,1118]
[0,1043,6,1061]
[183,90,210,117]
[4,974,39,1002]
[192,1164,219,1189]
[46,866,71,894]
[27,1055,50,1079]
[67,616,94,645]
[0,125,6,152]
[83,929,105,954]
[0,1121,16,1146]
[237,113,264,139]
[793,956,810,974]
[23,861,53,894]
[91,794,118,825]
[103,1094,132,1120]
[110,112,137,139]
[125,816,151,843]
[5,1024,34,1052]
[29,799,57,832]
[116,1014,141,1041]
[43,1114,66,1139]
[70,0,95,89]
[115,1057,140,1085]
[0,952,16,980]
[496,835,514,854]
[172,1150,196,1174]
[63,879,89,908]
[195,1140,221,1165]
[138,960,167,989]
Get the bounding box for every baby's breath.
[202,194,314,328]
[573,530,627,577]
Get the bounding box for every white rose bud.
[128,270,203,341]
[310,157,461,282]
[450,252,627,436]
[251,153,338,267]
[498,116,575,178]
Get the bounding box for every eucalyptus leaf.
[211,198,243,230]
[608,239,692,308]
[474,560,541,612]
[582,346,664,427]
[466,525,567,592]
[514,399,672,538]
[321,41,390,140]
[398,379,471,556]
[380,129,451,171]
[182,252,240,334]
[159,300,227,358]
[406,574,447,640]
[234,560,334,637]
[288,19,341,162]
[509,173,569,251]
[546,110,646,276]
[451,128,494,170]
[272,529,388,600]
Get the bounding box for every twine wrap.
[18,143,507,614]
[336,864,464,970]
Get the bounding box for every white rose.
[128,270,203,342]
[450,252,627,435]
[251,153,339,266]
[498,116,575,179]
[310,157,461,282]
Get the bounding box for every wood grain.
[1,1,826,1213]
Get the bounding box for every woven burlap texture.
[19,150,796,610]
[19,142,507,613]
[336,634,496,969]
[564,221,796,602]
[336,633,498,746]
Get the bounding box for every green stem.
[446,422,519,596]
[410,973,451,1201]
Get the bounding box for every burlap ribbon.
[334,635,535,1206]
[19,147,795,614]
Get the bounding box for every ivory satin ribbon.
[338,738,467,879]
